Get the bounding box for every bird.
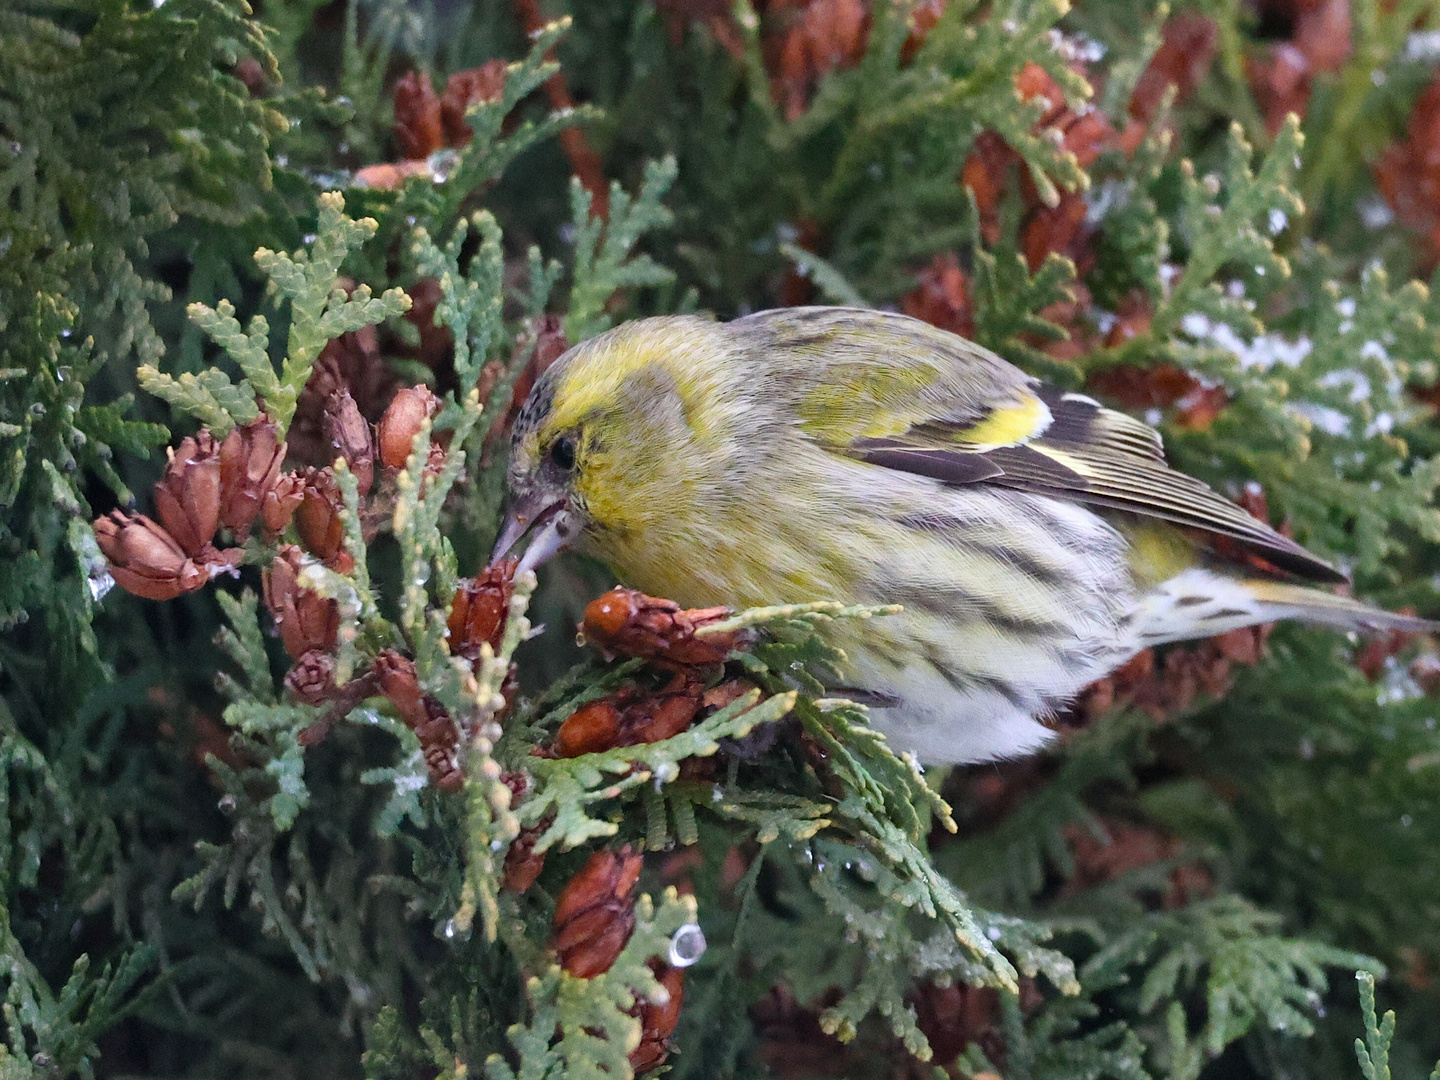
[491,306,1434,764]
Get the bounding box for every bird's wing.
[753,307,1344,585]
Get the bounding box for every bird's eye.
[550,435,576,471]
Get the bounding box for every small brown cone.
[261,471,306,535]
[294,468,350,569]
[629,962,685,1072]
[440,61,508,146]
[285,649,338,706]
[322,389,375,495]
[373,650,463,789]
[219,417,286,537]
[582,588,745,667]
[153,431,222,557]
[393,70,443,159]
[448,558,518,662]
[262,545,340,660]
[503,826,547,893]
[377,385,443,470]
[93,512,212,601]
[552,846,643,978]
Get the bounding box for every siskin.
[493,306,1435,764]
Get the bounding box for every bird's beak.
[490,491,575,575]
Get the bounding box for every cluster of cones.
[503,587,760,891]
[93,381,445,597]
[552,589,756,756]
[1375,74,1440,271]
[900,13,1220,383]
[504,590,768,1072]
[548,847,687,1072]
[359,0,609,213]
[356,62,508,190]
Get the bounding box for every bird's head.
[491,315,747,574]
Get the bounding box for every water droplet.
[1401,813,1414,827]
[87,571,115,602]
[427,148,461,184]
[1298,737,1316,760]
[443,919,457,939]
[668,924,706,967]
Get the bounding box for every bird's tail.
[1243,580,1438,633]
[1134,567,1437,647]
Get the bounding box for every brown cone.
[552,846,643,978]
[322,388,375,495]
[262,545,340,660]
[93,511,212,600]
[377,385,443,470]
[629,962,685,1072]
[153,431,222,557]
[448,558,518,662]
[219,417,286,537]
[582,588,745,667]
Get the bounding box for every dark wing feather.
[982,444,1345,582]
[854,439,1004,484]
[855,386,1346,585]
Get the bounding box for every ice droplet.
[668,924,707,968]
[427,148,461,184]
[87,571,115,602]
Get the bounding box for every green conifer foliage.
[6,0,1440,1077]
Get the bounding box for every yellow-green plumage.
[496,307,1433,763]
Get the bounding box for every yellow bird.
[492,306,1433,764]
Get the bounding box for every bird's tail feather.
[1134,567,1437,646]
[1243,580,1438,634]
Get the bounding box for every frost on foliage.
[1175,260,1440,576]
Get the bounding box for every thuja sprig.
[1353,970,1440,1080]
[453,572,536,943]
[141,192,411,434]
[517,689,798,856]
[565,157,680,343]
[1095,117,1305,373]
[724,603,1078,998]
[485,888,697,1080]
